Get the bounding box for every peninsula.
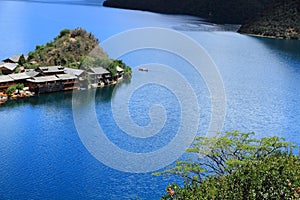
[0,28,132,104]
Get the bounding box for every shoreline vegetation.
[156,131,300,199]
[0,28,132,104]
[238,0,300,40]
[103,0,300,40]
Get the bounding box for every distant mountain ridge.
[103,0,271,24]
[103,0,300,40]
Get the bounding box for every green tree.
[16,83,24,91]
[162,152,300,200]
[79,56,96,70]
[5,85,17,97]
[58,29,70,38]
[107,60,118,78]
[107,59,132,79]
[5,84,24,97]
[123,66,132,79]
[156,131,298,199]
[18,54,26,66]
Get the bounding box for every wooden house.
[0,62,18,75]
[9,73,31,85]
[0,70,39,92]
[0,75,15,92]
[36,66,65,76]
[64,68,85,80]
[2,54,26,64]
[26,73,79,93]
[26,75,62,94]
[88,67,112,86]
[56,74,79,91]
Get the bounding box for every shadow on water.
[253,36,300,60]
[0,91,74,109]
[0,83,124,109]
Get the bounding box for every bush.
[162,153,300,200]
[18,54,26,66]
[5,84,24,97]
[25,28,101,69]
[59,29,70,38]
[157,131,299,199]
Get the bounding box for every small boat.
[0,101,5,105]
[138,68,148,72]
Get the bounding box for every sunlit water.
[0,1,300,199]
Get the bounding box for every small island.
[0,28,132,104]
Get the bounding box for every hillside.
[26,28,108,69]
[238,0,300,40]
[103,0,272,24]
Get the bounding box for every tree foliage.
[239,0,300,40]
[80,56,113,70]
[5,84,24,97]
[107,59,132,79]
[156,131,300,199]
[104,0,273,24]
[18,54,26,66]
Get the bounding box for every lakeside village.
[0,54,126,104]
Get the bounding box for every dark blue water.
[1,1,300,199]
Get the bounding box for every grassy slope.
[26,28,108,69]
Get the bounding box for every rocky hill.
[103,0,272,24]
[238,0,300,40]
[26,28,108,69]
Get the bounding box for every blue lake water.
[1,1,300,199]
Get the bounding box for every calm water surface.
[1,1,300,199]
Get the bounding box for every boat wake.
[173,22,241,32]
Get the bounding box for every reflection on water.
[173,20,241,32]
[0,85,118,109]
[254,36,300,60]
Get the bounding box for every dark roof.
[2,54,21,63]
[25,69,40,77]
[37,66,65,74]
[0,62,18,71]
[27,75,59,83]
[9,73,31,81]
[56,74,77,80]
[0,75,14,83]
[89,67,110,75]
[64,68,85,76]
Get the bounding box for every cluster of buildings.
[0,54,124,95]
